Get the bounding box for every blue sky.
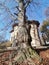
[0,0,49,40]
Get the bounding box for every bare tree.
[0,0,41,41]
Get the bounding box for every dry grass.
[0,41,12,49]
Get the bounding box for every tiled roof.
[12,23,18,28]
[27,20,40,27]
[10,29,14,33]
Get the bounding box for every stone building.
[10,29,14,43]
[28,20,41,47]
[10,20,41,47]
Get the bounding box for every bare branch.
[0,2,16,20]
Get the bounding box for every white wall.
[10,31,14,42]
[30,24,41,47]
[14,26,18,39]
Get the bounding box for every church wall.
[30,23,41,46]
[10,31,14,42]
[14,26,18,39]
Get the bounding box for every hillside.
[0,41,12,49]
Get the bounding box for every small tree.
[40,20,49,43]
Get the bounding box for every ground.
[0,48,49,65]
